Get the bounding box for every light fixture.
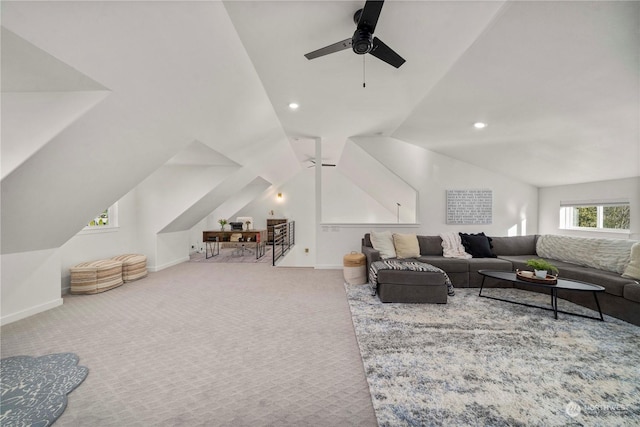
[277,192,283,198]
[473,122,487,129]
[288,102,299,110]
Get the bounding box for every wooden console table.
[203,230,267,259]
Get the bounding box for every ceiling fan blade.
[304,38,352,60]
[357,0,384,33]
[307,159,337,167]
[370,36,406,68]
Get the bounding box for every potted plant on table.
[218,218,228,231]
[526,259,559,278]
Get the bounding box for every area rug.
[190,246,272,263]
[1,353,88,426]
[345,285,640,426]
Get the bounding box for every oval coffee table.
[478,270,605,321]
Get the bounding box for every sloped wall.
[1,249,62,325]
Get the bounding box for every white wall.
[271,168,316,267]
[1,249,62,325]
[333,141,417,223]
[155,231,190,272]
[135,164,238,269]
[59,189,140,293]
[539,176,640,240]
[315,137,538,268]
[229,168,318,267]
[322,167,399,224]
[232,137,538,269]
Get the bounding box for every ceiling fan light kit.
[304,0,405,70]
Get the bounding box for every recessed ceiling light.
[473,122,487,129]
[289,102,299,110]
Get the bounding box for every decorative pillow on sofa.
[393,233,420,259]
[370,230,397,259]
[622,242,640,280]
[459,232,496,258]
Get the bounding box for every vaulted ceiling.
[2,0,639,195]
[226,0,639,187]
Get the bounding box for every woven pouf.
[344,252,367,285]
[70,259,123,294]
[111,254,148,282]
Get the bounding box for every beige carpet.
[1,263,377,426]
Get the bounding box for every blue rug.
[346,285,640,426]
[1,353,88,426]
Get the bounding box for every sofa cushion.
[490,235,538,256]
[393,233,420,259]
[417,236,443,256]
[459,233,496,258]
[555,265,630,297]
[467,258,513,272]
[623,282,640,303]
[418,256,469,273]
[622,242,640,280]
[496,255,576,273]
[370,230,396,259]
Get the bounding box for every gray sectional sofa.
[362,233,640,326]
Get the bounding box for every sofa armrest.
[362,245,381,281]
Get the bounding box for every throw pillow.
[459,232,496,258]
[622,242,640,280]
[393,233,420,259]
[370,230,397,259]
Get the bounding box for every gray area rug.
[345,285,640,426]
[1,353,88,426]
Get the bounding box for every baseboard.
[148,256,190,272]
[314,264,343,270]
[1,298,63,326]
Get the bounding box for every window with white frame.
[559,200,630,232]
[85,203,118,229]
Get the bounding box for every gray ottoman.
[377,269,448,303]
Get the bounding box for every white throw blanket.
[537,235,636,274]
[440,232,472,259]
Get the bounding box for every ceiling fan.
[304,0,405,69]
[307,159,336,168]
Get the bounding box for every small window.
[560,200,630,232]
[85,203,118,230]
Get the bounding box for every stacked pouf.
[343,252,367,285]
[70,259,124,294]
[111,254,148,282]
